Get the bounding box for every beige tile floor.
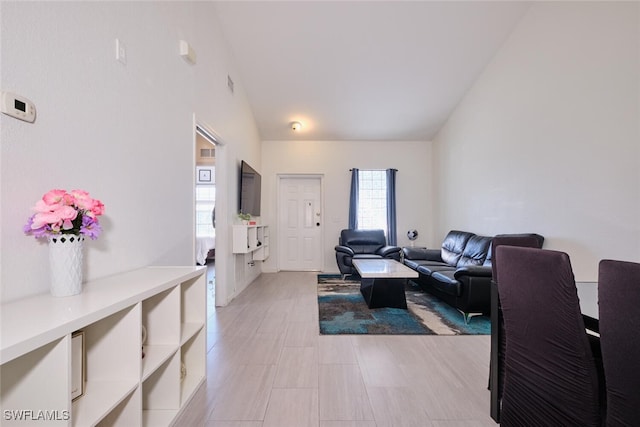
[176,270,496,427]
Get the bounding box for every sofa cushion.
[349,242,384,254]
[340,229,386,254]
[430,270,462,297]
[353,254,383,260]
[343,253,383,267]
[403,247,441,261]
[404,259,445,270]
[416,264,455,277]
[457,235,493,267]
[441,230,475,266]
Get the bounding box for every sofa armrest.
[402,247,442,262]
[335,245,355,256]
[377,245,401,258]
[454,265,493,279]
[456,275,492,314]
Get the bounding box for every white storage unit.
[0,266,206,427]
[232,225,269,261]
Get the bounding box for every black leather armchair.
[335,229,401,278]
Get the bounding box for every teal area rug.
[318,274,490,335]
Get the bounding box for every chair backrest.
[496,246,601,426]
[488,233,545,402]
[598,259,640,425]
[488,233,544,271]
[339,229,386,254]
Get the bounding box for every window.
[195,185,215,237]
[357,170,388,233]
[349,168,397,245]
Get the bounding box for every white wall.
[433,2,640,281]
[0,2,261,303]
[261,140,432,274]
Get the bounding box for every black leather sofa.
[402,230,543,322]
[335,229,401,278]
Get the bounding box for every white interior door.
[278,175,323,271]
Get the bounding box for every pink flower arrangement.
[24,189,105,240]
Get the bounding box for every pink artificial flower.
[70,189,92,210]
[34,199,57,213]
[57,205,78,220]
[24,188,104,240]
[31,205,78,230]
[91,199,105,217]
[71,189,104,218]
[42,189,69,206]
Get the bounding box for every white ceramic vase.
[48,234,84,297]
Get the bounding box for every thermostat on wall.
[1,90,36,123]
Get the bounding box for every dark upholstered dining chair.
[495,246,603,426]
[488,234,544,422]
[598,259,640,426]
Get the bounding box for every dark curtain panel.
[386,168,397,245]
[348,168,359,230]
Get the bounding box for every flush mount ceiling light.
[290,121,302,131]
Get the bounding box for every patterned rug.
[318,274,490,335]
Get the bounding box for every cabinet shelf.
[0,266,206,427]
[180,323,204,345]
[232,225,269,260]
[180,330,205,404]
[143,410,177,427]
[181,374,204,406]
[72,380,139,427]
[0,338,69,426]
[142,345,178,382]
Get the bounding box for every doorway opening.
[195,124,218,311]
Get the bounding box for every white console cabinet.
[0,266,206,427]
[232,225,269,261]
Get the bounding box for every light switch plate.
[116,39,127,65]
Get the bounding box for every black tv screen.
[239,160,261,216]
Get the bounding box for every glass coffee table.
[352,259,419,309]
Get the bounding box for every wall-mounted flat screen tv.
[239,160,261,216]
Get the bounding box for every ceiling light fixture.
[291,121,302,131]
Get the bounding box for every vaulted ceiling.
[214,1,531,141]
